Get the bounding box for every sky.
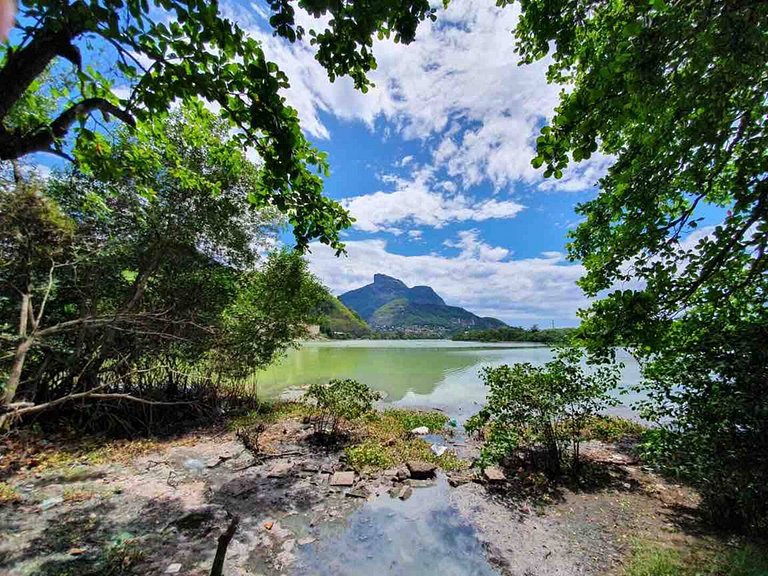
[221,0,613,327]
[22,0,618,327]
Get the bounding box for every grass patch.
[344,409,466,473]
[581,415,646,442]
[0,481,21,504]
[624,540,768,576]
[228,401,311,430]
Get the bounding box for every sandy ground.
[0,421,700,576]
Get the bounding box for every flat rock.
[267,461,294,478]
[406,460,437,480]
[397,485,413,500]
[329,471,355,486]
[165,563,182,574]
[448,470,476,487]
[346,485,370,499]
[483,466,507,483]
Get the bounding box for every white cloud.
[408,230,424,240]
[308,239,587,325]
[444,229,510,262]
[342,167,525,232]
[226,0,610,193]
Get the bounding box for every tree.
[0,105,323,426]
[513,0,768,527]
[466,348,619,476]
[1,0,441,250]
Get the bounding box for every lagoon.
[255,340,644,422]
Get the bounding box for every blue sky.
[225,0,609,326]
[23,0,716,327]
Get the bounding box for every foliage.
[304,378,381,436]
[635,296,768,530]
[215,249,327,377]
[316,294,370,338]
[0,481,21,504]
[514,0,768,530]
[466,348,620,475]
[377,408,449,433]
[2,0,370,251]
[580,415,646,443]
[346,408,464,473]
[452,326,576,344]
[0,107,324,431]
[624,540,768,576]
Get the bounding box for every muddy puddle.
[289,476,498,576]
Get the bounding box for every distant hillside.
[452,326,576,344]
[339,274,505,337]
[316,295,370,338]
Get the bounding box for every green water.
[254,340,644,422]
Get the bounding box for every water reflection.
[255,341,644,421]
[291,477,497,576]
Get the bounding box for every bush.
[304,379,381,436]
[468,348,620,475]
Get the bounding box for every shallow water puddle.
[291,477,498,576]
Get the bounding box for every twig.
[210,516,240,576]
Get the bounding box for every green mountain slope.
[316,294,370,338]
[339,275,506,337]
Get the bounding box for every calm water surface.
[255,340,644,421]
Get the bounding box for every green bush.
[304,379,381,436]
[468,348,620,475]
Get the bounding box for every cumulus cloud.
[444,230,510,262]
[343,167,525,232]
[308,239,587,325]
[225,0,610,192]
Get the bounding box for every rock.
[267,462,294,478]
[39,496,63,511]
[447,470,475,487]
[483,466,506,483]
[264,521,274,530]
[346,486,370,499]
[397,486,413,500]
[388,485,401,498]
[298,536,316,546]
[406,461,436,480]
[68,547,87,556]
[430,444,447,457]
[164,563,182,574]
[329,471,355,486]
[410,426,430,435]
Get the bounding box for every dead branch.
[210,516,240,576]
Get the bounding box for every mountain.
[316,294,370,338]
[339,274,506,336]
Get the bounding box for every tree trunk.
[3,337,33,405]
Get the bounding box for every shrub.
[304,379,381,436]
[468,348,620,475]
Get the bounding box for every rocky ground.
[0,415,702,576]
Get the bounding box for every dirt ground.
[0,419,702,576]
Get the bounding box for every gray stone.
[406,461,437,480]
[329,471,355,486]
[298,536,316,546]
[346,485,370,499]
[164,563,182,574]
[267,462,294,478]
[483,466,507,483]
[448,470,475,487]
[397,486,413,500]
[410,426,430,435]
